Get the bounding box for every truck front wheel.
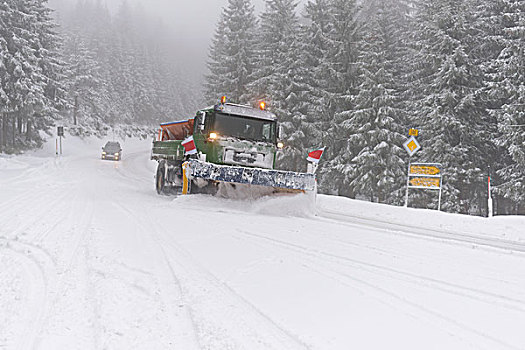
[156,162,166,195]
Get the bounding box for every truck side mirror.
[199,112,206,131]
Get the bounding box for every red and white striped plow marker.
[307,147,325,163]
[182,136,197,155]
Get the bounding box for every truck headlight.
[114,153,119,156]
[277,142,284,149]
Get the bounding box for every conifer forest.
[1,0,524,215]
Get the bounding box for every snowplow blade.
[184,159,316,192]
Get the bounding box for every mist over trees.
[1,0,201,151]
[58,0,201,136]
[205,0,525,214]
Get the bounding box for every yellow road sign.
[403,136,421,156]
[409,128,419,136]
[410,165,441,176]
[409,177,440,188]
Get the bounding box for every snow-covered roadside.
[1,135,525,350]
[318,195,525,244]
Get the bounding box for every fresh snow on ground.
[1,135,525,350]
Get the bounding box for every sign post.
[406,163,443,211]
[488,166,493,218]
[57,126,64,155]
[403,132,421,207]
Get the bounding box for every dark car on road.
[101,141,122,161]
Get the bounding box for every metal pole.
[488,166,493,217]
[59,135,62,155]
[405,157,411,207]
[437,175,442,211]
[56,138,58,156]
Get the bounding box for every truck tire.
[156,162,166,195]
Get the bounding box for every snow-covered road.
[1,137,525,350]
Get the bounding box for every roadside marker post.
[488,166,493,218]
[57,126,64,155]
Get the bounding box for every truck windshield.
[212,113,276,143]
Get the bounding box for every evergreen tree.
[410,0,495,213]
[491,0,525,206]
[251,0,309,171]
[299,0,333,167]
[318,0,361,196]
[63,33,105,126]
[205,0,258,104]
[0,0,64,152]
[344,0,408,204]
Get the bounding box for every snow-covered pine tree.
[0,0,64,152]
[205,0,258,104]
[299,0,334,172]
[33,0,67,112]
[250,0,309,171]
[205,14,229,104]
[317,0,361,196]
[490,0,525,208]
[410,0,494,214]
[63,33,105,126]
[344,0,408,204]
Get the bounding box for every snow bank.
[318,195,525,242]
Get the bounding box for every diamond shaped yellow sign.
[403,136,421,156]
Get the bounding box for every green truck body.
[151,102,315,195]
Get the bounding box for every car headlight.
[102,152,106,155]
[114,153,119,156]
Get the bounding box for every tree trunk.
[12,112,16,148]
[2,113,9,150]
[73,95,79,125]
[26,119,32,140]
[0,113,5,152]
[17,115,22,134]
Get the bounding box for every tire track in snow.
[0,188,71,242]
[231,229,523,350]
[110,201,201,350]
[132,203,310,350]
[0,239,57,350]
[154,233,310,350]
[251,216,525,305]
[234,228,525,310]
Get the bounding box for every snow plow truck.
[151,98,317,197]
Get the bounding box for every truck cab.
[192,103,281,169]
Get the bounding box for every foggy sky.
[106,0,269,79]
[54,0,305,83]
